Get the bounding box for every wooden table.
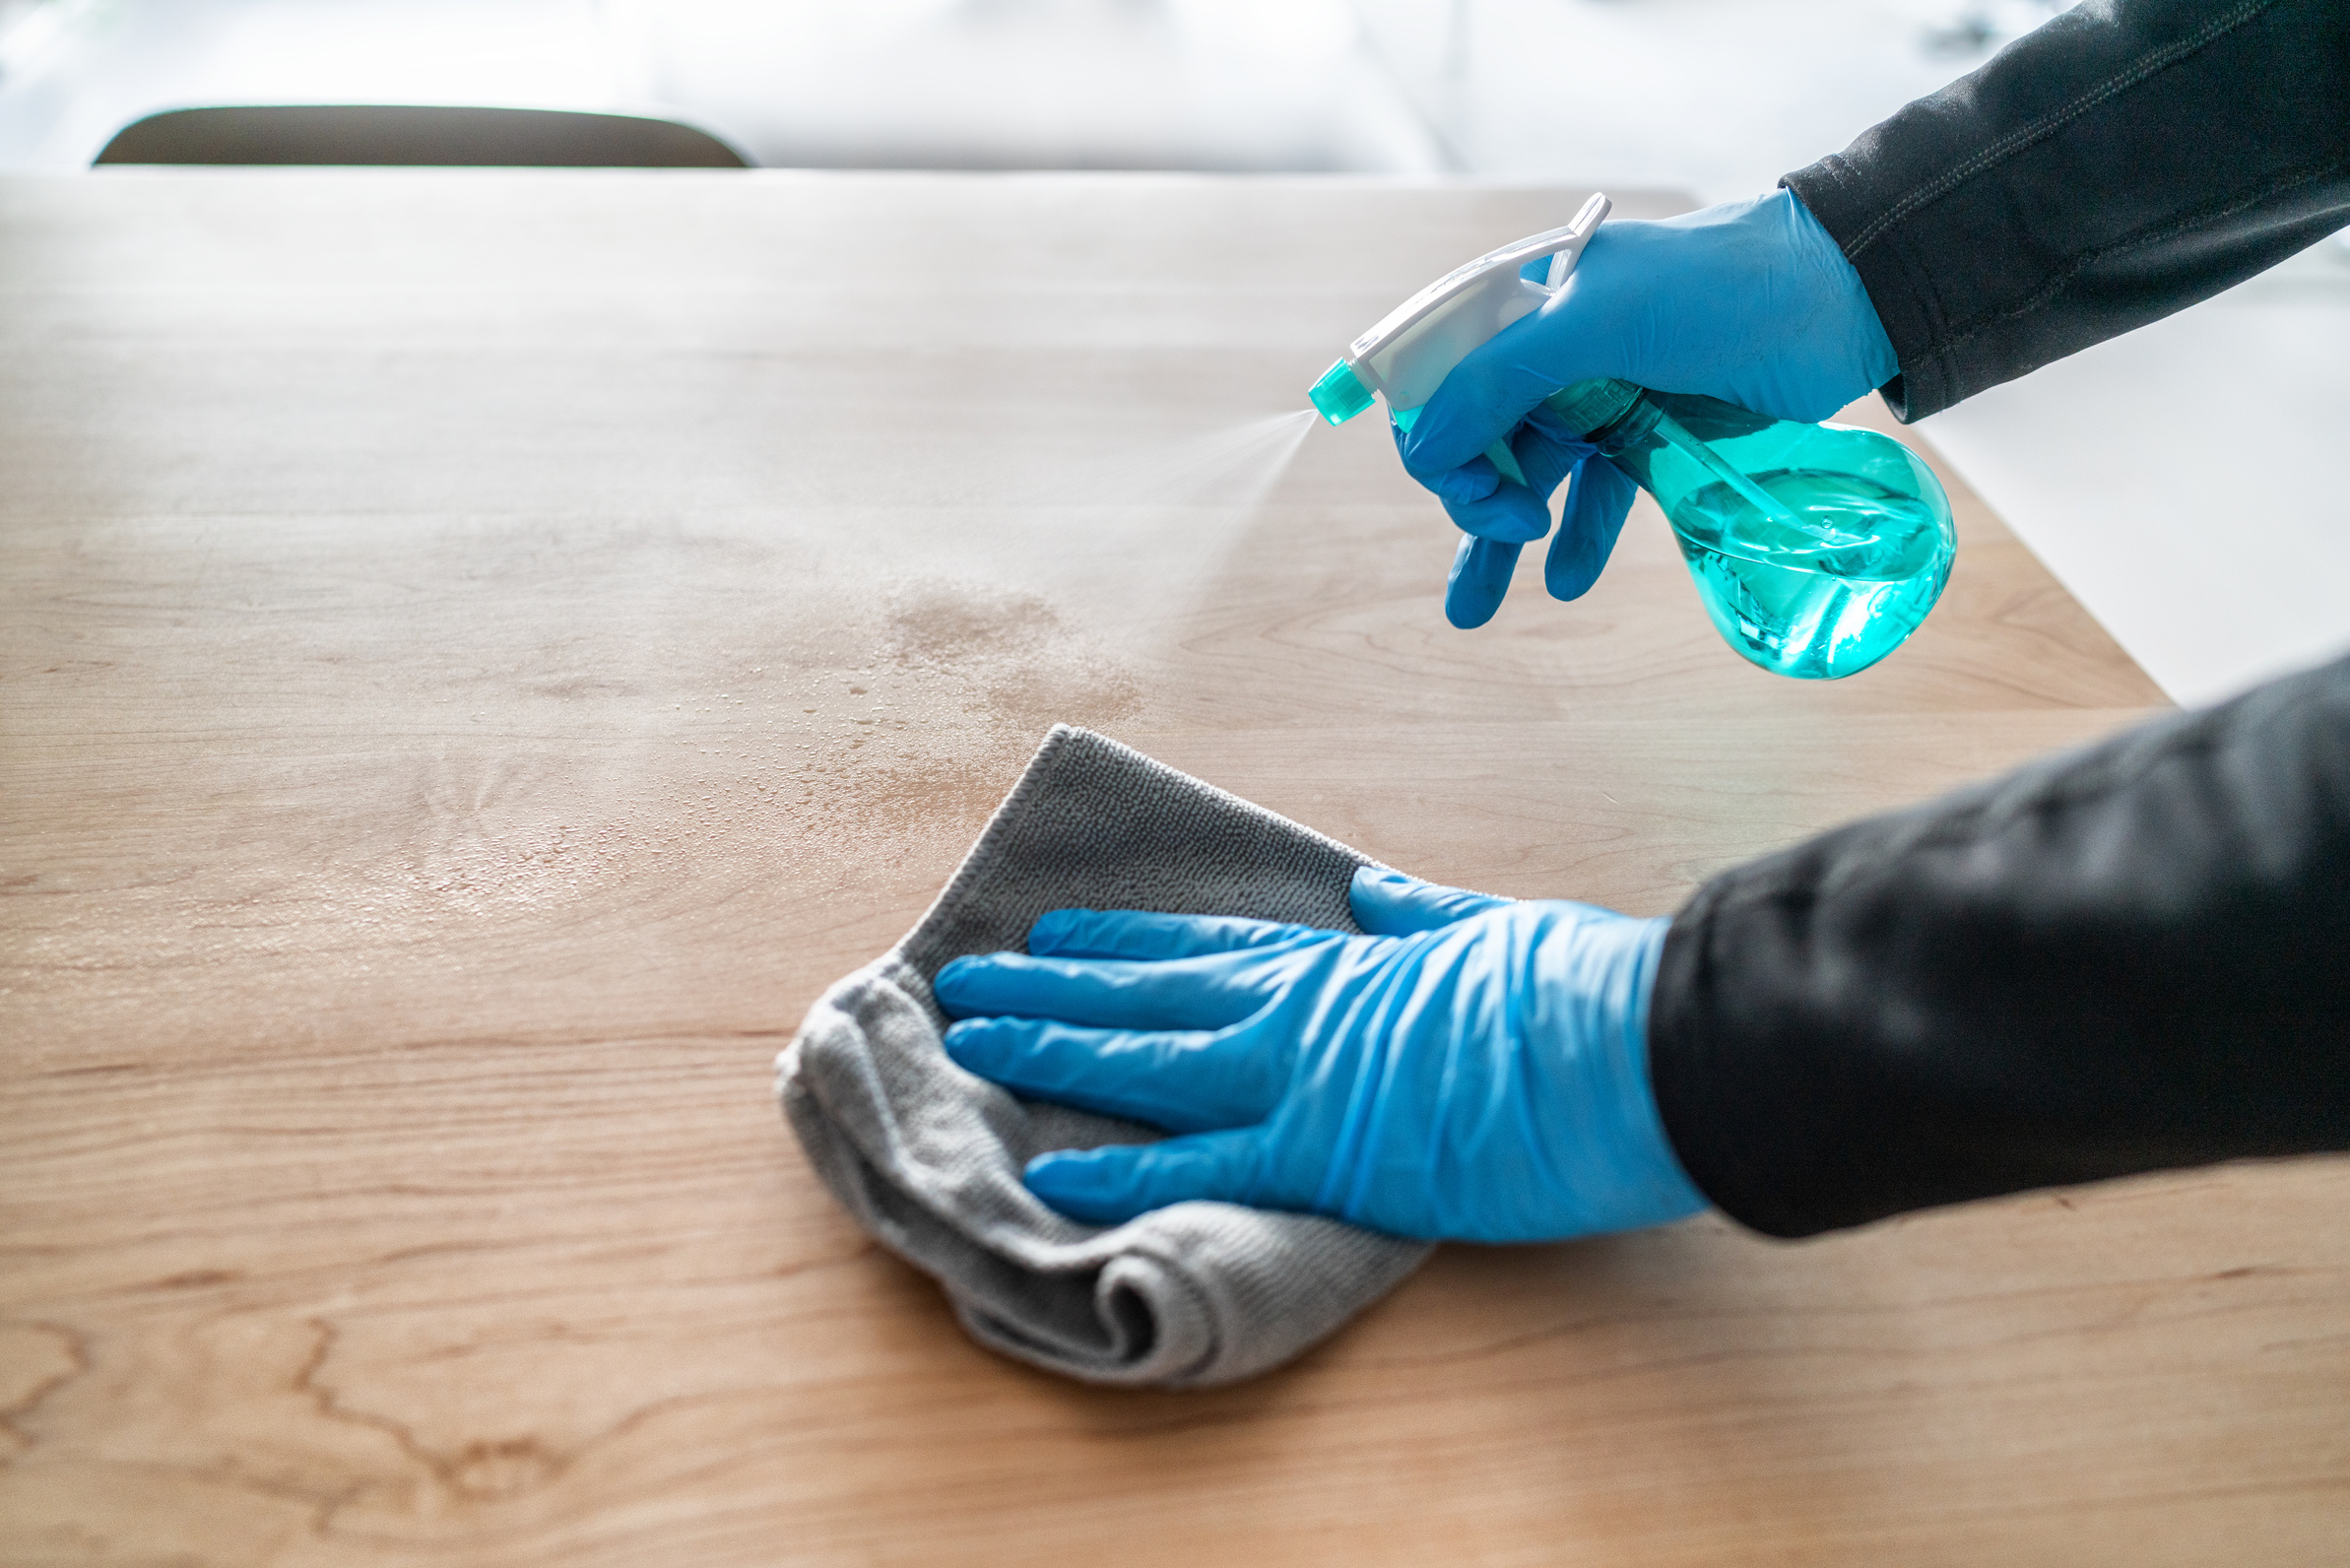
[4,171,2341,1567]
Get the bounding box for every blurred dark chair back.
[95,105,748,167]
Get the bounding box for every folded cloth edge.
[775,725,1434,1388]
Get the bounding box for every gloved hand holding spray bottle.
[1310,192,1956,680]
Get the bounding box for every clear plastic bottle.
[1544,377,1956,681]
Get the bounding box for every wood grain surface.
[3,171,2341,1567]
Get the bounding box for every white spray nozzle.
[1332,191,1610,419]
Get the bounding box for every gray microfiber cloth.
[775,725,1432,1388]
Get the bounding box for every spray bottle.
[1308,194,1956,681]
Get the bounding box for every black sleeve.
[1782,0,2350,422]
[1646,653,2350,1239]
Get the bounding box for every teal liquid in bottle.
[1546,378,1955,681]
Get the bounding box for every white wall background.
[1920,237,2350,706]
[0,0,2060,187]
[4,0,2343,702]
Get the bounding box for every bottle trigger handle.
[1540,192,1611,293]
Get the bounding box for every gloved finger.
[934,950,1266,1032]
[943,1016,1281,1133]
[1348,866,1510,936]
[1439,480,1552,544]
[1543,454,1639,603]
[1391,420,1500,507]
[1025,907,1321,963]
[1399,314,1597,481]
[1444,536,1521,629]
[1508,402,1597,501]
[1022,1130,1262,1225]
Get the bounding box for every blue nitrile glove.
[932,866,1708,1243]
[1399,403,1641,630]
[1400,188,1898,627]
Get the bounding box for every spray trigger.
[1310,192,1613,425]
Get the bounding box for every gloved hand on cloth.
[935,867,1707,1244]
